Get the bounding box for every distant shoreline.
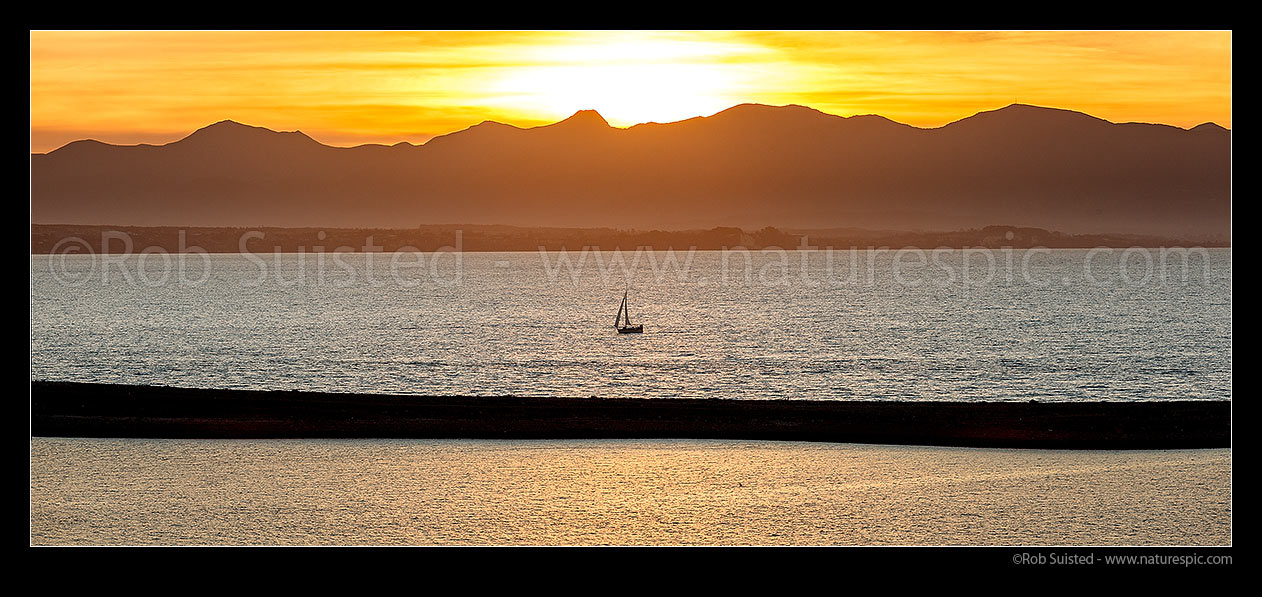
[31,381,1231,449]
[30,224,1230,253]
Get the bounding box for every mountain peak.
[194,119,279,136]
[714,103,830,118]
[1191,122,1230,133]
[421,119,523,148]
[556,109,610,128]
[205,119,254,130]
[178,119,320,147]
[944,103,1112,131]
[470,119,519,131]
[992,103,1105,120]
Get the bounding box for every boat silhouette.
[614,288,644,334]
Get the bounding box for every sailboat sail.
[613,287,644,333]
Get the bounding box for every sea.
[29,247,1232,546]
[30,248,1231,401]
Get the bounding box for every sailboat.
[614,288,644,334]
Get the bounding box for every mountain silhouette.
[30,104,1231,238]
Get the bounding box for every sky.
[29,30,1232,153]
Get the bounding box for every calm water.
[30,438,1231,546]
[31,248,1230,400]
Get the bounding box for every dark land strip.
[31,381,1230,449]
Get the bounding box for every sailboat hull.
[617,325,644,334]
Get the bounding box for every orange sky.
[29,30,1231,153]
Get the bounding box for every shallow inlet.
[30,437,1231,546]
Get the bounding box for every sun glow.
[484,35,775,126]
[490,63,748,126]
[29,31,1230,152]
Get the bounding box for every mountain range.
[30,103,1231,239]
